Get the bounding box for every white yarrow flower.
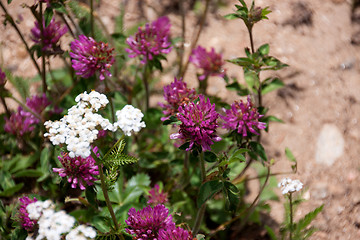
[114,105,146,136]
[278,177,303,195]
[66,225,97,240]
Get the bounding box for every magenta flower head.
[70,35,115,81]
[53,146,99,190]
[159,77,197,121]
[4,94,50,136]
[221,95,266,137]
[18,196,37,231]
[189,46,225,81]
[158,227,192,240]
[170,95,221,151]
[31,17,67,52]
[147,184,168,206]
[126,16,172,64]
[125,204,175,239]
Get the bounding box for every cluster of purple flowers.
[70,35,115,81]
[125,204,191,240]
[126,16,172,64]
[147,184,168,206]
[221,95,266,137]
[31,17,68,52]
[18,196,37,231]
[4,94,50,136]
[189,46,225,81]
[53,147,100,190]
[170,94,221,151]
[159,77,197,121]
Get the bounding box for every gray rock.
[315,124,345,166]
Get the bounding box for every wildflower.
[125,204,175,239]
[159,77,197,121]
[18,196,37,231]
[126,16,172,64]
[278,178,303,195]
[26,93,51,115]
[114,105,146,136]
[147,184,168,205]
[0,68,5,86]
[66,225,97,240]
[53,146,99,190]
[221,95,266,137]
[26,200,55,221]
[170,95,221,151]
[37,210,75,240]
[70,35,115,81]
[158,227,192,240]
[31,17,68,52]
[44,91,115,158]
[189,46,225,81]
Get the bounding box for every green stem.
[247,25,255,54]
[90,0,95,38]
[142,64,150,111]
[0,95,11,118]
[289,193,294,240]
[0,2,42,78]
[39,2,47,93]
[192,151,206,235]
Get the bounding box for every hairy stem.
[0,2,42,78]
[289,193,294,240]
[192,151,206,235]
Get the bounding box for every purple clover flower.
[70,35,115,81]
[0,68,5,86]
[125,204,175,240]
[170,95,221,151]
[18,196,37,231]
[147,184,168,206]
[31,17,67,51]
[159,77,197,121]
[53,146,100,190]
[158,227,192,240]
[4,94,50,136]
[126,16,172,64]
[189,46,225,81]
[221,95,266,137]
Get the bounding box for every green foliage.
[197,180,223,208]
[102,138,138,168]
[285,147,298,173]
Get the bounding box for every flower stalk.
[192,151,206,235]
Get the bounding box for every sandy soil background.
[1,0,360,239]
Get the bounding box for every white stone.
[315,124,344,166]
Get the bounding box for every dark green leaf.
[179,142,190,151]
[91,216,111,233]
[162,115,179,125]
[13,169,43,178]
[296,205,324,232]
[85,186,98,208]
[0,183,24,197]
[10,227,27,240]
[223,181,240,211]
[44,7,54,27]
[197,180,223,207]
[258,44,270,55]
[227,57,253,67]
[262,115,283,123]
[249,141,267,162]
[264,225,278,240]
[7,0,12,4]
[204,151,217,162]
[51,3,67,14]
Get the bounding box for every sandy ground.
[1,0,360,239]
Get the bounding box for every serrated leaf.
[197,180,223,207]
[295,205,324,232]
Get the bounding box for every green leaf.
[262,115,283,123]
[295,205,324,233]
[261,78,284,95]
[264,225,278,240]
[13,169,43,178]
[0,183,24,197]
[85,186,98,208]
[51,2,67,14]
[224,13,241,20]
[102,138,138,167]
[7,0,12,4]
[258,44,270,55]
[226,82,249,96]
[91,215,111,233]
[223,181,240,211]
[179,142,190,151]
[197,180,223,207]
[44,7,54,27]
[204,151,217,162]
[249,141,267,162]
[244,70,259,92]
[162,115,179,125]
[227,57,253,67]
[285,148,296,162]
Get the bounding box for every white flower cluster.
[26,200,96,240]
[44,91,145,158]
[114,105,146,136]
[66,225,97,240]
[278,177,303,195]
